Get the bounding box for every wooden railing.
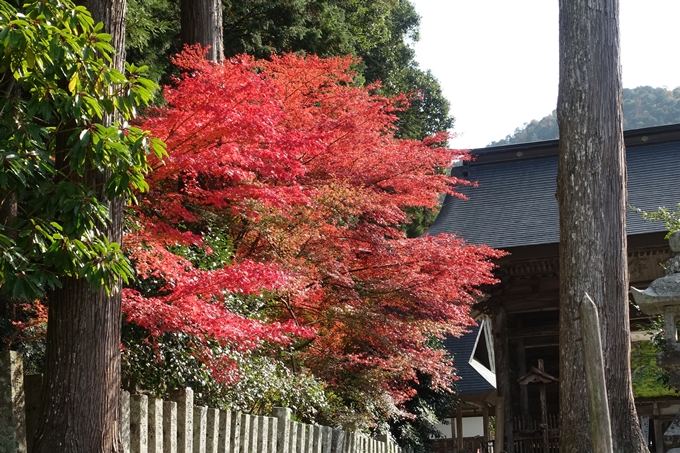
[512,414,559,453]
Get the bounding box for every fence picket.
[267,417,278,453]
[289,422,298,453]
[330,429,344,453]
[256,416,267,453]
[231,411,242,453]
[241,413,252,453]
[217,410,231,453]
[297,422,306,453]
[149,398,163,453]
[194,406,208,453]
[131,394,148,453]
[170,388,193,453]
[122,390,131,453]
[206,409,219,453]
[163,401,177,453]
[313,424,323,453]
[273,408,291,453]
[249,415,259,453]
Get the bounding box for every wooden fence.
[1,351,401,453]
[512,414,559,453]
[429,435,494,453]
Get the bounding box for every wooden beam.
[504,300,560,314]
[524,337,560,348]
[502,289,559,300]
[508,325,560,339]
[456,404,463,452]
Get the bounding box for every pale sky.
[411,0,680,149]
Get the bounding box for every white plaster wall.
[433,417,485,438]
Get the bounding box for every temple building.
[428,123,680,453]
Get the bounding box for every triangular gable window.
[469,316,496,387]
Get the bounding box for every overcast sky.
[411,0,680,149]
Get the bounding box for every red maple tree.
[126,46,503,413]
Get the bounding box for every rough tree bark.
[32,1,127,452]
[180,0,224,62]
[556,0,648,452]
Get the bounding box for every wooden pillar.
[538,360,549,453]
[492,303,514,453]
[482,406,490,443]
[495,397,505,453]
[653,417,664,453]
[456,404,463,452]
[517,337,529,416]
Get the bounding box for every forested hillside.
[489,86,680,146]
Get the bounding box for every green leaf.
[68,70,78,93]
[0,0,162,299]
[26,47,35,68]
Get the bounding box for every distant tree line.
[489,86,680,146]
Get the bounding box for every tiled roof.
[443,324,495,395]
[427,125,680,249]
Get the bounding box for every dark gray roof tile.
[443,324,496,395]
[428,130,680,249]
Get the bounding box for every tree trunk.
[32,279,124,453]
[556,0,648,452]
[180,0,224,63]
[32,1,127,452]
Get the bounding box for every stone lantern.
[631,231,680,450]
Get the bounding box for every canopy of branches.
[123,47,501,428]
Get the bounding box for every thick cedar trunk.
[81,0,127,70]
[32,1,127,452]
[180,0,224,62]
[556,1,647,452]
[33,278,124,453]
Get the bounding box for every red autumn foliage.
[126,46,504,407]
